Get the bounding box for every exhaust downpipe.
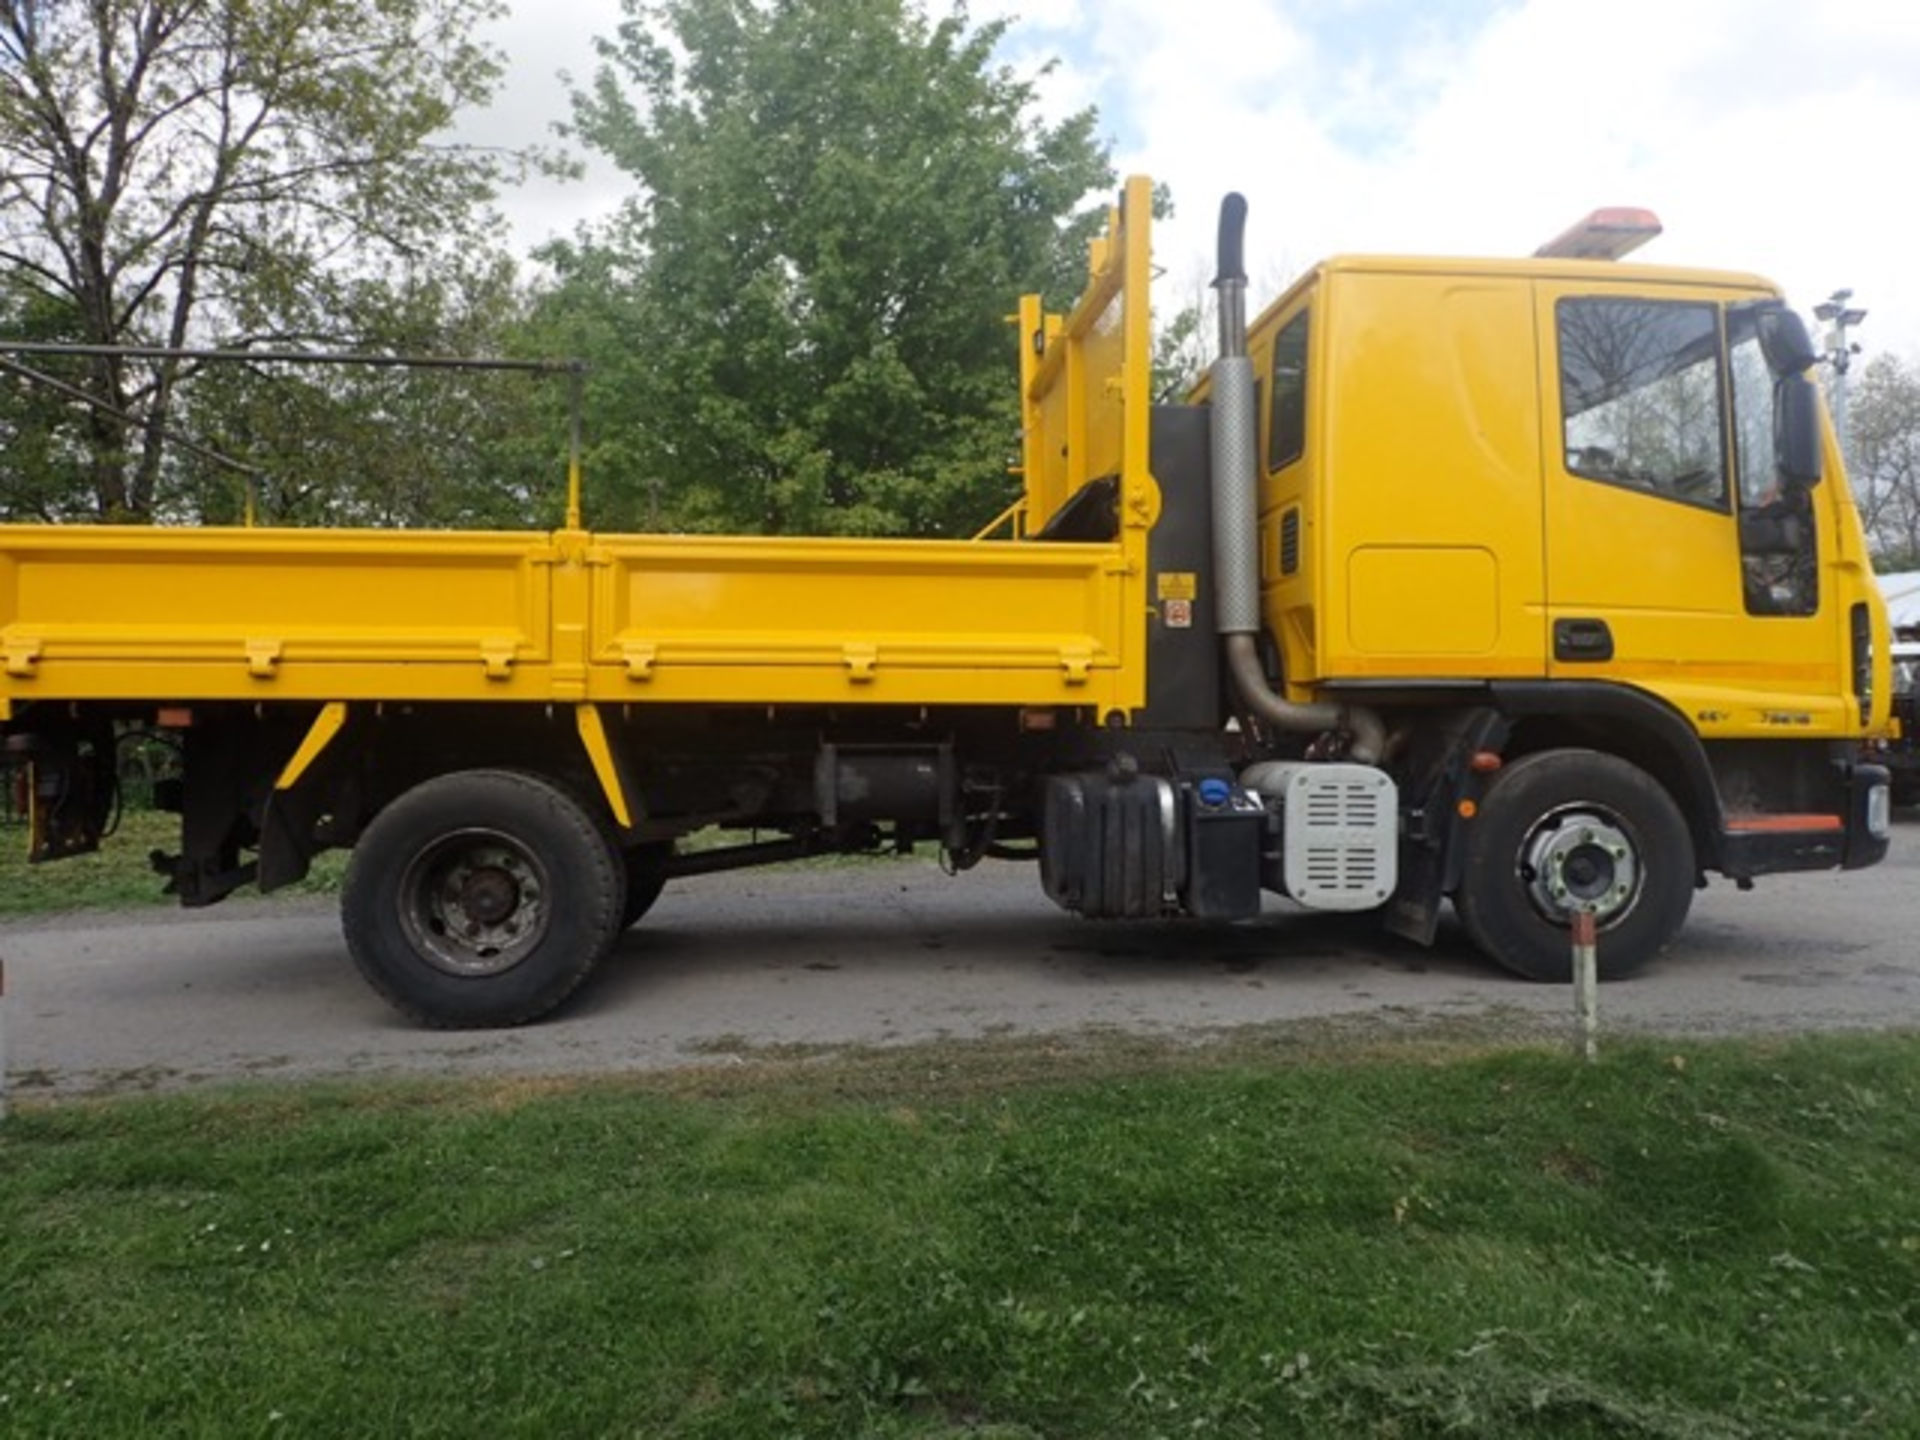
[1210,194,1385,764]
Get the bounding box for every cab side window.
[1558,298,1727,510]
[1266,311,1309,473]
[1728,308,1818,617]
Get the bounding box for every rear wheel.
[1456,749,1693,983]
[342,770,626,1028]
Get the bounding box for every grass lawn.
[3,1031,1917,1437]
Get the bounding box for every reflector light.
[1533,207,1663,261]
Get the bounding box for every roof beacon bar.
[1534,206,1663,261]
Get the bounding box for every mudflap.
[1382,709,1509,947]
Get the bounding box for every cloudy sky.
[466,0,1920,360]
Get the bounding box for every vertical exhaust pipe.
[1210,194,1385,764]
[1209,194,1262,639]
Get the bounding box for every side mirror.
[1775,373,1823,488]
[1756,305,1819,375]
[1739,498,1807,555]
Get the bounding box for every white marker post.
[1571,908,1599,1063]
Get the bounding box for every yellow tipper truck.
[0,176,1893,1027]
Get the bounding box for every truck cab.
[1246,254,1883,737]
[1045,185,1892,981]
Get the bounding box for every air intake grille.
[1852,601,1872,726]
[1278,766,1397,911]
[1280,507,1302,576]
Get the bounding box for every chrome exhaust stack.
[1209,194,1384,764]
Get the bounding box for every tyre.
[1456,749,1694,983]
[621,842,673,929]
[342,770,627,1028]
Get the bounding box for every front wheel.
[342,770,627,1028]
[1456,749,1694,983]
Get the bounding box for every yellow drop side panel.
[585,534,1134,709]
[0,177,1162,724]
[0,525,1140,712]
[0,527,557,702]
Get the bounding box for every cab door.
[1537,283,1846,736]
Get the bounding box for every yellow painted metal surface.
[1,179,1166,723]
[574,702,632,827]
[275,702,349,791]
[1255,263,1549,691]
[1244,253,1887,740]
[1017,176,1158,543]
[1528,272,1890,739]
[584,533,1136,710]
[1,526,556,702]
[0,523,1141,710]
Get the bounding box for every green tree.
[168,256,572,529]
[1850,352,1920,570]
[553,0,1112,536]
[0,273,93,519]
[1,0,520,521]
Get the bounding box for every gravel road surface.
[4,816,1917,1097]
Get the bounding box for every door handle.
[1554,618,1614,663]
